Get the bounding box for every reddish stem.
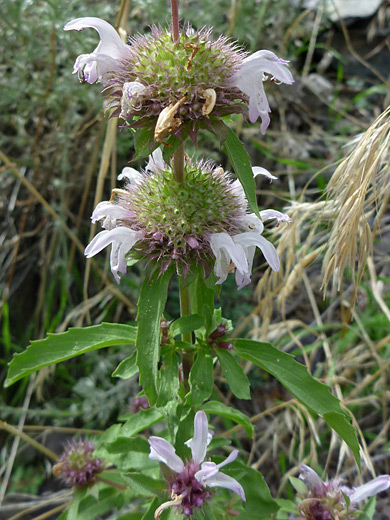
[171,0,180,42]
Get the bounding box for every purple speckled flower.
[53,439,104,489]
[296,464,390,519]
[148,411,245,516]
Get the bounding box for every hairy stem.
[171,0,180,42]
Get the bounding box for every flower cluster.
[64,17,293,138]
[148,411,245,516]
[53,439,104,488]
[295,465,390,520]
[85,149,290,286]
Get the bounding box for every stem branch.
[173,143,184,183]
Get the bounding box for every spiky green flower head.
[112,25,247,137]
[65,18,294,139]
[85,150,289,286]
[85,150,248,280]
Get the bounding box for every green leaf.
[141,497,163,520]
[162,134,184,162]
[190,273,216,333]
[170,314,204,338]
[121,472,166,497]
[136,265,174,404]
[156,349,180,407]
[185,348,214,407]
[133,125,157,159]
[223,127,259,217]
[120,407,164,437]
[67,488,84,520]
[357,497,376,520]
[235,339,360,464]
[240,466,279,518]
[5,323,137,387]
[215,349,250,400]
[112,351,138,379]
[94,437,155,472]
[201,400,254,438]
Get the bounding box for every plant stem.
[171,0,180,42]
[179,278,194,392]
[173,143,184,183]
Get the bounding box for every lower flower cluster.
[148,411,245,517]
[295,465,390,520]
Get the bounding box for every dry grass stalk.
[322,105,390,294]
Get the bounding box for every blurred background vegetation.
[1,0,389,518]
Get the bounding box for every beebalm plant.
[5,2,389,519]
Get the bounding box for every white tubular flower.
[63,17,130,84]
[148,411,245,517]
[233,50,294,134]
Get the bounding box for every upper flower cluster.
[295,464,390,520]
[148,411,245,516]
[85,149,290,287]
[64,17,294,138]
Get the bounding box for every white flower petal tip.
[350,475,390,503]
[118,167,143,183]
[84,227,141,283]
[233,49,294,134]
[252,166,278,181]
[64,17,129,84]
[188,411,210,465]
[148,437,185,474]
[260,209,292,223]
[299,465,323,491]
[195,451,245,501]
[146,148,167,173]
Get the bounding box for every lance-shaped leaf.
[5,323,137,387]
[136,265,175,405]
[235,339,360,464]
[185,349,214,407]
[224,127,260,217]
[215,349,250,400]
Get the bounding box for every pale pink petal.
[148,436,185,474]
[187,411,209,465]
[195,453,245,501]
[299,465,323,492]
[350,475,390,503]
